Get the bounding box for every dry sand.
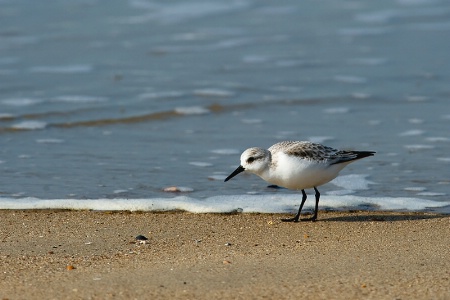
[0,210,449,299]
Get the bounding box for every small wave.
[330,174,375,190]
[426,137,450,142]
[399,129,425,136]
[404,187,427,192]
[208,174,228,181]
[210,149,240,155]
[404,144,434,150]
[409,21,450,31]
[193,89,235,98]
[189,162,213,167]
[351,92,371,99]
[2,98,42,106]
[334,75,367,84]
[406,95,430,102]
[355,10,398,23]
[338,27,389,36]
[138,91,184,100]
[36,139,64,144]
[123,1,251,25]
[0,113,15,120]
[408,118,424,124]
[11,121,47,130]
[437,157,450,162]
[323,107,350,114]
[0,194,445,212]
[53,95,108,103]
[397,0,439,5]
[241,118,262,124]
[417,192,446,197]
[29,65,93,74]
[174,106,210,115]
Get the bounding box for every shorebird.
[224,141,375,222]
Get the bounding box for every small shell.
[135,235,148,241]
[135,235,149,244]
[163,186,194,192]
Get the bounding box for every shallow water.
[1,0,449,213]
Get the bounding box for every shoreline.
[1,210,449,299]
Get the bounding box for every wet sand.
[0,210,449,299]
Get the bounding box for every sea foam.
[0,195,445,212]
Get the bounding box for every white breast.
[258,152,348,190]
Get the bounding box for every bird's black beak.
[224,165,245,182]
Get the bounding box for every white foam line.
[0,195,445,212]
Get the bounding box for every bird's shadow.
[319,211,447,222]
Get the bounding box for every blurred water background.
[1,0,449,213]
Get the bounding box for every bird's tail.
[353,151,376,160]
[331,150,375,165]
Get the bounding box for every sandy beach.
[0,210,448,299]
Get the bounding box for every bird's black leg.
[281,189,307,222]
[302,187,320,221]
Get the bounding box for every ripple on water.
[138,91,184,100]
[0,113,15,120]
[207,174,227,181]
[189,162,213,167]
[11,121,47,130]
[404,144,434,151]
[53,95,108,103]
[210,149,240,155]
[426,137,450,142]
[404,187,426,192]
[338,27,389,36]
[437,157,450,162]
[36,139,64,144]
[29,65,93,74]
[174,106,210,115]
[333,75,368,84]
[193,89,234,97]
[408,118,424,124]
[417,192,446,197]
[241,119,262,124]
[406,95,430,102]
[2,98,42,106]
[398,129,425,136]
[323,107,350,114]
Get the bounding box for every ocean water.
[1,0,449,213]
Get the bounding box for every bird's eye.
[247,157,255,164]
